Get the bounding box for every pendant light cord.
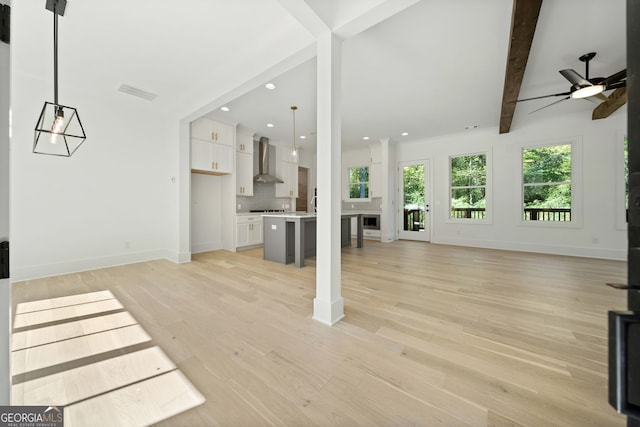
[291,105,297,152]
[53,0,59,106]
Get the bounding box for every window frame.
[518,137,582,228]
[345,165,371,202]
[447,150,492,224]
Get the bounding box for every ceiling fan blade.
[528,96,570,114]
[517,91,571,102]
[583,92,608,104]
[602,69,626,87]
[559,69,590,87]
[592,87,627,120]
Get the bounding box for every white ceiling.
[16,0,627,150]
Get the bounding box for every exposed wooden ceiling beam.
[499,0,543,134]
[592,87,627,120]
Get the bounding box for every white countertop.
[261,212,317,218]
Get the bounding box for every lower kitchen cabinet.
[236,215,263,249]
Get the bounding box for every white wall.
[10,7,179,281]
[0,0,11,404]
[397,109,627,260]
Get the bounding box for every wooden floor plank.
[64,370,204,427]
[11,311,137,351]
[15,290,115,315]
[13,299,124,329]
[12,347,176,406]
[11,325,151,376]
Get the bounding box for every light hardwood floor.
[11,240,628,426]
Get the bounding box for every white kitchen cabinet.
[191,138,234,175]
[236,151,253,196]
[236,135,253,154]
[191,117,233,145]
[370,162,382,198]
[275,160,298,198]
[236,215,263,248]
[275,146,299,198]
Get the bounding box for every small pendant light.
[291,105,298,158]
[33,0,86,157]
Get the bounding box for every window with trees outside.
[450,153,487,220]
[522,144,572,222]
[348,166,369,200]
[617,133,629,229]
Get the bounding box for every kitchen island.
[263,213,364,268]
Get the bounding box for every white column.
[380,138,397,243]
[313,32,344,326]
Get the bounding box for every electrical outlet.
[272,224,277,230]
[237,204,241,210]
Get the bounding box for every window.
[625,135,629,211]
[450,153,487,220]
[522,144,572,222]
[616,132,629,229]
[348,166,369,200]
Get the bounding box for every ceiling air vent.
[118,84,157,101]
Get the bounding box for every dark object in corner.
[0,241,8,279]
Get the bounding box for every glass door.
[398,160,430,241]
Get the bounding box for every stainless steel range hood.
[254,137,284,183]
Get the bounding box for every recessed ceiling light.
[300,135,306,139]
[267,123,274,128]
[363,136,370,140]
[220,106,230,112]
[265,83,276,90]
[465,125,479,130]
[401,132,409,136]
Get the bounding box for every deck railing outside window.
[448,207,571,221]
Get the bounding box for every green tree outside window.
[522,144,572,221]
[348,166,369,199]
[450,154,487,219]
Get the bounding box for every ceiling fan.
[518,52,627,119]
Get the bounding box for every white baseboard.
[432,236,627,261]
[191,242,222,254]
[11,249,171,282]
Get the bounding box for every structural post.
[0,0,10,406]
[313,32,344,325]
[627,1,640,426]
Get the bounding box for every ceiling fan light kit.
[571,84,605,99]
[34,0,87,157]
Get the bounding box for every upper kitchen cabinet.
[275,146,298,198]
[191,117,233,145]
[370,144,382,198]
[191,138,234,175]
[370,162,382,198]
[236,134,253,154]
[236,131,254,196]
[190,117,235,175]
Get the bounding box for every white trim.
[11,249,175,282]
[517,136,583,229]
[432,236,626,261]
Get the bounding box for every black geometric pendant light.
[33,0,86,157]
